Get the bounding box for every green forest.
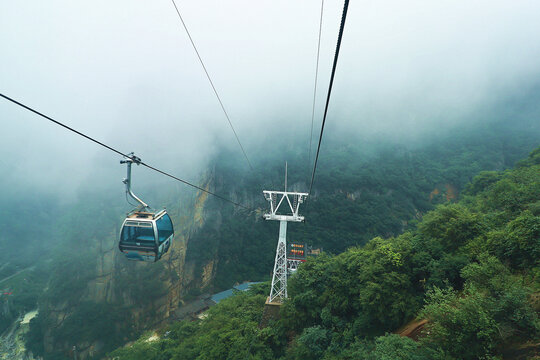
[108,147,539,359]
[4,2,540,359]
[183,120,540,293]
[2,120,538,359]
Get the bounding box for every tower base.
[259,297,282,328]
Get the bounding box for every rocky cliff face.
[33,177,216,359]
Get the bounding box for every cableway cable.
[170,0,253,171]
[308,0,349,195]
[0,93,250,210]
[308,0,325,170]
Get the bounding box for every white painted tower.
[263,163,308,304]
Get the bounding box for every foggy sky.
[1,0,540,197]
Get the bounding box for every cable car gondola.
[119,154,174,262]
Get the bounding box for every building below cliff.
[174,282,262,321]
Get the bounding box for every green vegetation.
[109,146,540,360]
[0,192,60,334]
[19,183,195,359]
[0,268,48,335]
[13,121,538,359]
[21,192,162,359]
[185,121,540,294]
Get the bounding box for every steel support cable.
[170,0,253,171]
[0,93,250,210]
[308,0,349,195]
[138,162,249,209]
[308,0,325,170]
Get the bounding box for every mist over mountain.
[2,117,538,359]
[2,0,540,194]
[1,1,540,359]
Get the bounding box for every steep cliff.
[26,176,215,359]
[23,121,540,359]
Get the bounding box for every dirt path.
[396,319,428,340]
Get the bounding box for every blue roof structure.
[210,289,234,303]
[234,281,260,291]
[210,282,262,304]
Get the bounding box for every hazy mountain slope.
[108,146,540,360]
[183,120,540,293]
[10,119,539,359]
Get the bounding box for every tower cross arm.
[262,190,308,222]
[263,191,309,197]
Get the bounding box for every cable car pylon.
[263,162,308,306]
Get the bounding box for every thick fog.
[1,0,540,198]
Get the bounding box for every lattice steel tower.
[263,163,308,304]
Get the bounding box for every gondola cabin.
[119,209,174,262]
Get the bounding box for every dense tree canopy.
[13,121,538,359]
[109,147,539,359]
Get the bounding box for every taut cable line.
[0,93,250,209]
[308,0,325,171]
[170,0,253,171]
[308,0,350,195]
